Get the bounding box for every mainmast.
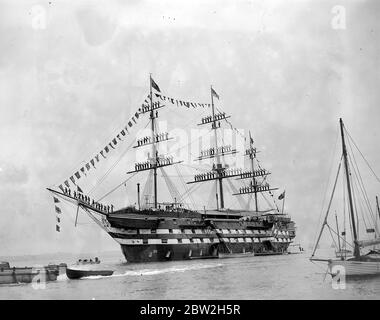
[211,85,224,209]
[187,87,277,212]
[187,86,239,210]
[335,211,341,253]
[339,118,360,258]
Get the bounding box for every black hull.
[66,268,114,279]
[106,208,296,263]
[120,242,290,263]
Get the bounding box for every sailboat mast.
[249,131,258,212]
[335,211,341,253]
[150,74,158,209]
[339,118,360,258]
[376,196,380,236]
[211,85,224,209]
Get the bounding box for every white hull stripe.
[112,237,290,245]
[108,227,288,236]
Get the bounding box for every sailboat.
[47,76,296,263]
[310,118,380,277]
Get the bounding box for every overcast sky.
[1,0,379,257]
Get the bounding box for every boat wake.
[78,263,223,280]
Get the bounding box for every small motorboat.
[66,267,114,279]
[66,257,113,279]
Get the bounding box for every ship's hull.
[104,208,296,263]
[120,241,290,262]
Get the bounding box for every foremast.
[127,75,182,209]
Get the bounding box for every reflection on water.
[1,250,379,299]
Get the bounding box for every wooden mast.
[150,74,158,209]
[339,118,360,258]
[248,131,258,212]
[211,85,224,209]
[335,211,341,253]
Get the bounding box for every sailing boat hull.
[328,259,380,277]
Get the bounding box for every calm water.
[1,249,380,299]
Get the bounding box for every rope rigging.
[345,128,380,184]
[311,125,340,251]
[88,118,151,196]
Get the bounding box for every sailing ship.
[48,76,296,263]
[310,118,380,277]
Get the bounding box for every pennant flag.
[112,138,117,145]
[132,117,137,124]
[59,185,64,193]
[95,154,100,162]
[90,159,95,167]
[55,206,61,214]
[56,225,60,232]
[134,112,139,119]
[75,171,81,179]
[180,101,183,106]
[109,142,115,149]
[85,163,91,170]
[70,176,76,185]
[105,146,110,153]
[53,197,60,203]
[100,150,106,158]
[154,93,161,98]
[211,87,219,99]
[151,77,161,92]
[128,121,133,128]
[77,185,83,193]
[278,191,286,200]
[80,167,86,175]
[56,216,60,223]
[64,180,70,188]
[121,130,126,136]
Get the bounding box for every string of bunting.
[154,93,211,109]
[58,97,149,193]
[53,196,62,232]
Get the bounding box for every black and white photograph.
[0,0,380,304]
